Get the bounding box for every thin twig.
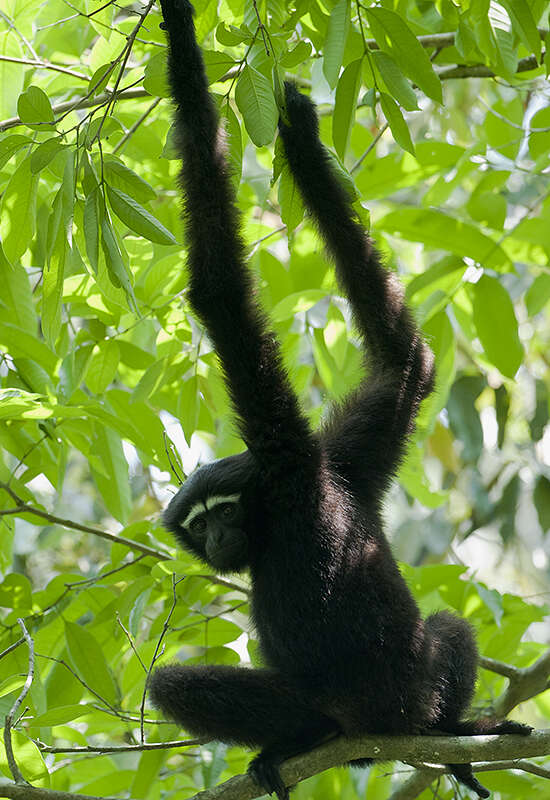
[36,738,202,754]
[351,122,389,174]
[116,613,148,673]
[112,96,162,154]
[3,620,34,784]
[36,654,120,714]
[140,573,182,743]
[0,55,87,79]
[0,638,24,661]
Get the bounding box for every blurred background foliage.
[0,0,550,797]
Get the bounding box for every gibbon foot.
[450,764,490,798]
[248,753,292,800]
[485,720,533,735]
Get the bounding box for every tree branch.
[0,44,545,132]
[170,730,550,800]
[2,732,548,800]
[475,759,550,779]
[436,52,544,80]
[479,655,519,680]
[0,787,134,800]
[0,87,150,132]
[388,756,550,799]
[388,768,437,800]
[0,481,169,561]
[485,649,550,717]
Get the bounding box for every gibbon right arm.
[159,0,314,465]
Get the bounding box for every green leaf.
[86,340,120,394]
[529,379,549,442]
[0,573,32,610]
[220,101,243,184]
[42,237,67,348]
[28,704,96,727]
[534,475,550,533]
[0,35,25,126]
[0,676,25,698]
[129,585,153,637]
[372,51,418,111]
[216,21,251,46]
[0,322,57,372]
[496,473,520,543]
[106,185,177,245]
[65,621,118,704]
[17,85,55,127]
[278,165,304,232]
[143,51,170,98]
[30,138,65,174]
[323,306,347,365]
[379,208,514,272]
[235,65,278,147]
[323,0,350,88]
[502,0,541,60]
[379,92,415,154]
[84,188,102,273]
[365,7,442,103]
[494,27,517,79]
[447,375,485,463]
[204,50,237,84]
[100,215,137,309]
[0,156,38,262]
[104,158,156,203]
[43,153,74,346]
[271,290,326,322]
[528,106,550,160]
[178,374,199,440]
[333,58,363,160]
[0,257,37,332]
[495,384,510,448]
[476,583,504,625]
[89,424,131,523]
[399,443,447,507]
[89,62,113,96]
[471,275,523,378]
[0,134,31,169]
[280,41,312,68]
[0,731,49,784]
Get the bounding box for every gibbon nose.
[210,525,226,548]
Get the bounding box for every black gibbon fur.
[150,2,531,797]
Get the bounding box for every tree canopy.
[0,1,550,799]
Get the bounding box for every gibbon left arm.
[278,85,435,495]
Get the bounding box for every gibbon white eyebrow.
[181,502,206,528]
[205,494,240,510]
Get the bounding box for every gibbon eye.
[189,516,207,534]
[220,503,236,519]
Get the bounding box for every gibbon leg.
[425,610,479,727]
[425,611,531,798]
[149,663,338,799]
